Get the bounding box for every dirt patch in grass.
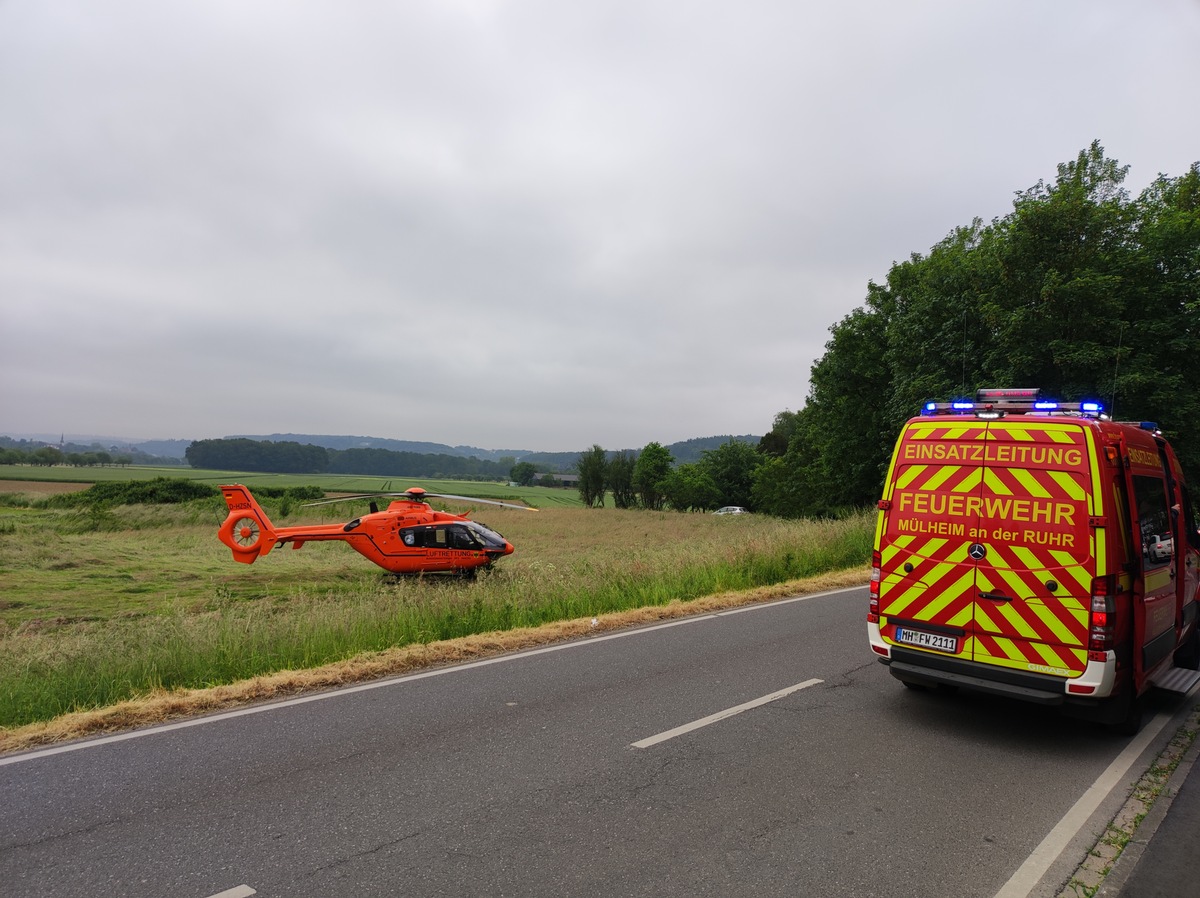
[0,567,867,755]
[0,480,90,496]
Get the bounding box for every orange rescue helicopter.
[217,484,534,575]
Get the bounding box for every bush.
[46,478,220,508]
[250,486,325,500]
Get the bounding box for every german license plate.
[895,627,957,653]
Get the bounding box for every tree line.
[570,440,760,512]
[0,437,183,468]
[0,446,133,467]
[183,438,517,481]
[574,143,1200,518]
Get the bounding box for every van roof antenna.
[1110,322,1123,416]
[961,310,968,396]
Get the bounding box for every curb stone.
[1054,704,1200,898]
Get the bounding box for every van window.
[1133,475,1172,567]
[1182,484,1200,551]
[1111,482,1133,567]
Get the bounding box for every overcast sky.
[2,1,1197,452]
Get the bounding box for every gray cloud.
[2,0,1198,451]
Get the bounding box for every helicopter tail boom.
[217,484,280,564]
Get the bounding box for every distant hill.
[228,433,520,461]
[664,435,760,464]
[518,436,761,469]
[0,434,191,464]
[229,434,760,467]
[2,432,762,469]
[131,439,194,458]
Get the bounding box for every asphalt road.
[1,586,1192,898]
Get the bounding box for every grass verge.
[0,487,873,750]
[0,568,866,754]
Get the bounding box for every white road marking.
[993,681,1200,898]
[630,678,823,749]
[1,586,863,766]
[204,886,255,898]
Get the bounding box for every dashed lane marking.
[204,887,255,898]
[630,678,824,749]
[1,586,861,767]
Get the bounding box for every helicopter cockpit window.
[465,521,507,551]
[447,525,479,550]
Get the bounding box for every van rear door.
[878,418,1095,678]
[965,420,1094,677]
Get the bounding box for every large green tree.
[634,442,674,510]
[698,439,760,509]
[661,464,721,512]
[607,450,638,509]
[764,143,1200,516]
[510,461,537,486]
[576,445,608,508]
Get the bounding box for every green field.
[0,471,872,731]
[0,464,583,508]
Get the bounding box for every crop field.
[0,464,584,508]
[0,472,872,742]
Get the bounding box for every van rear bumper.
[885,649,1067,704]
[880,646,1118,703]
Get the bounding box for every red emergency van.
[867,389,1200,731]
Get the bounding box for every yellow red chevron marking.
[1048,469,1087,502]
[921,463,962,492]
[971,633,1086,675]
[982,468,1014,497]
[894,464,928,492]
[1011,467,1052,498]
[911,569,976,622]
[878,417,1099,677]
[985,601,1036,637]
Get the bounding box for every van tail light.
[1088,575,1115,661]
[868,551,881,622]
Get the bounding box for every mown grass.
[0,488,872,730]
[0,464,584,508]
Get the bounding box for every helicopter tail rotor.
[218,485,280,564]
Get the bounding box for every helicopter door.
[447,525,479,549]
[401,525,478,550]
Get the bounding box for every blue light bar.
[1033,401,1059,410]
[924,402,937,412]
[951,401,974,411]
[1080,401,1103,414]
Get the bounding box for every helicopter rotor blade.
[301,490,537,511]
[301,492,412,508]
[424,493,539,511]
